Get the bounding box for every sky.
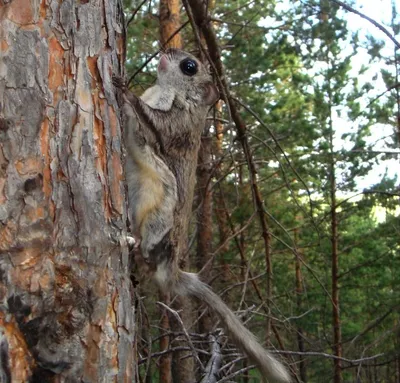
[337,0,399,190]
[267,0,399,191]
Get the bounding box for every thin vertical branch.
[184,0,273,345]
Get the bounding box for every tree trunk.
[213,101,230,263]
[159,0,182,49]
[158,4,196,382]
[294,224,307,382]
[329,105,342,383]
[158,294,172,383]
[196,129,213,365]
[0,1,135,381]
[396,320,400,383]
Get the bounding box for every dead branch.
[157,301,205,371]
[275,350,384,365]
[201,334,222,383]
[138,346,210,365]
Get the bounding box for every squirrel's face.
[157,48,219,106]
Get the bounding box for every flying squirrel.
[113,48,291,383]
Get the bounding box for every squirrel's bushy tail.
[173,271,291,383]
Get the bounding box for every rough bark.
[196,131,213,284]
[159,0,183,49]
[196,130,213,363]
[0,1,135,381]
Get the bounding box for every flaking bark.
[0,1,135,381]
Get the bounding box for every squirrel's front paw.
[126,235,141,250]
[112,75,127,89]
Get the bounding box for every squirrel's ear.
[203,82,220,106]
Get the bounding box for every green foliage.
[124,0,400,381]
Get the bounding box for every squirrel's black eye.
[180,59,198,76]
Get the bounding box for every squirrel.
[114,48,291,383]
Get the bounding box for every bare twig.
[219,0,256,17]
[329,0,400,49]
[363,189,400,197]
[219,273,266,297]
[363,82,400,112]
[339,250,392,280]
[157,301,205,371]
[349,308,395,345]
[227,11,260,45]
[138,346,210,365]
[282,308,315,323]
[349,150,400,155]
[127,0,148,26]
[217,364,257,382]
[275,350,384,365]
[233,97,315,223]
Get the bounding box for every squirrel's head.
[156,48,219,107]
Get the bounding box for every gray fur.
[122,95,177,258]
[117,48,290,383]
[175,271,291,383]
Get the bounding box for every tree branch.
[127,0,148,26]
[200,334,222,383]
[157,301,205,371]
[329,0,400,50]
[275,350,384,365]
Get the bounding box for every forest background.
[0,0,399,382]
[125,0,400,382]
